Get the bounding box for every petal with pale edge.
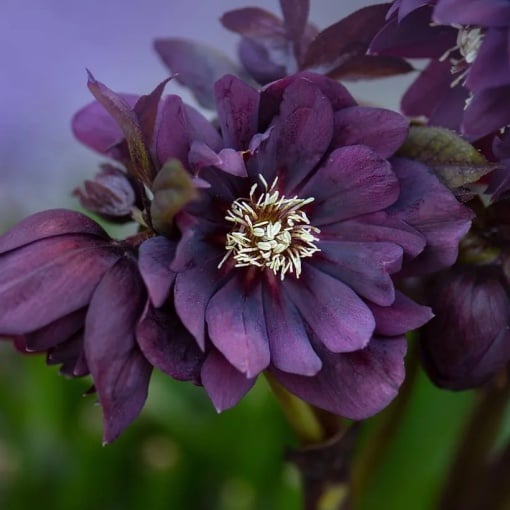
[262,279,322,376]
[84,258,152,444]
[301,145,399,225]
[201,349,256,412]
[0,237,120,335]
[271,337,407,419]
[206,277,270,378]
[314,240,402,307]
[138,236,176,307]
[0,209,108,254]
[283,263,375,353]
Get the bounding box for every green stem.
[437,369,510,510]
[351,335,420,506]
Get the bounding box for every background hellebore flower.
[370,0,510,139]
[170,72,472,418]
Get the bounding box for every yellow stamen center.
[218,175,320,279]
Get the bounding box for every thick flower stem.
[264,373,355,510]
[437,369,510,510]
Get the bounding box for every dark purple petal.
[315,240,402,306]
[214,74,260,150]
[25,309,86,351]
[201,349,256,412]
[272,336,407,419]
[136,304,204,383]
[279,0,310,62]
[302,4,389,71]
[252,76,334,191]
[320,212,426,259]
[206,277,270,378]
[154,95,222,167]
[84,258,151,444]
[283,264,375,353]
[0,237,120,335]
[332,106,409,158]
[0,209,108,254]
[368,291,433,336]
[238,38,286,83]
[370,6,456,58]
[327,54,413,81]
[388,158,473,275]
[462,86,510,140]
[262,280,322,376]
[422,266,510,389]
[47,332,88,377]
[154,38,240,110]
[433,0,510,27]
[189,142,247,177]
[174,235,229,350]
[138,236,176,307]
[72,94,139,158]
[301,145,399,225]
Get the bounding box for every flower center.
[218,175,320,279]
[440,25,484,88]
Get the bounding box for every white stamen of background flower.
[218,175,320,279]
[439,24,484,88]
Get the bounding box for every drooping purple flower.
[0,207,204,444]
[370,0,510,139]
[169,72,472,417]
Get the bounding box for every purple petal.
[462,86,510,140]
[154,95,222,168]
[320,212,426,260]
[368,291,433,336]
[138,236,176,307]
[251,76,334,191]
[47,332,88,377]
[154,38,240,110]
[301,145,399,225]
[84,258,151,444]
[283,263,375,353]
[0,237,120,335]
[201,349,256,412]
[206,277,270,377]
[189,142,247,177]
[315,240,402,306]
[72,94,139,158]
[237,38,286,83]
[0,209,108,254]
[272,336,407,419]
[328,54,414,81]
[388,158,473,275]
[332,106,409,158]
[433,0,510,27]
[25,308,86,351]
[279,0,310,62]
[136,304,204,383]
[214,74,260,150]
[262,280,322,376]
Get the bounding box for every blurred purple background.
[0,0,408,217]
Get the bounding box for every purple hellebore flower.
[370,0,510,139]
[169,72,472,418]
[0,209,204,444]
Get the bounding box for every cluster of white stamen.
[439,25,484,89]
[218,175,320,279]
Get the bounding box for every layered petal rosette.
[171,72,472,418]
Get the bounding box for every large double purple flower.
[171,72,472,417]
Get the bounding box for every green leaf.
[150,159,197,235]
[397,126,499,190]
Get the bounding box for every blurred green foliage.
[0,341,508,509]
